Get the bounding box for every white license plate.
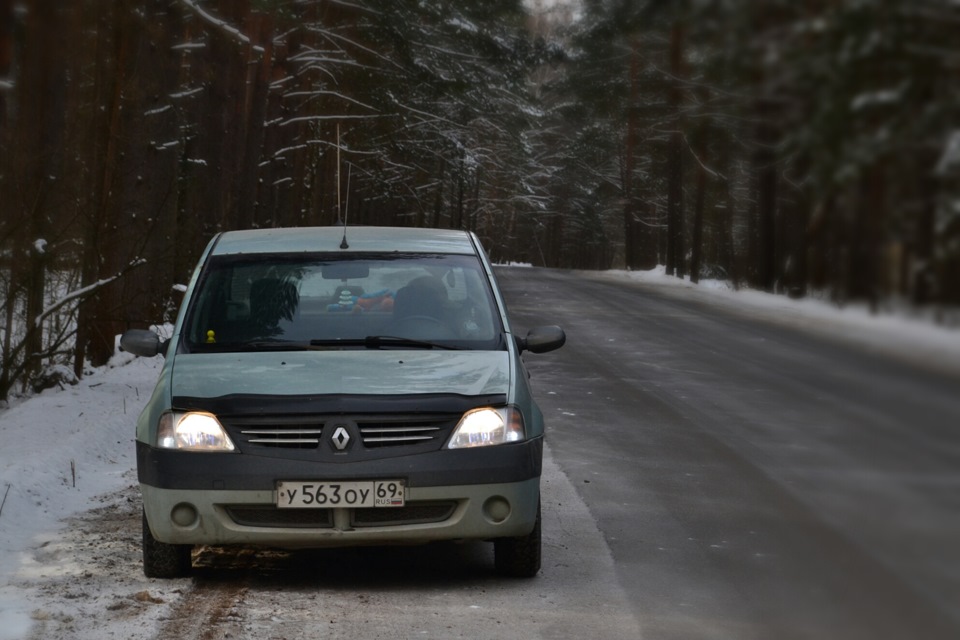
[276,480,405,508]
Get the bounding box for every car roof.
[210,226,478,256]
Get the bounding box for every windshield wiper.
[308,336,463,350]
[366,335,464,350]
[201,339,311,352]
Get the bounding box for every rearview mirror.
[517,325,566,354]
[120,329,164,358]
[322,263,369,280]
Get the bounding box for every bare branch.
[34,258,147,328]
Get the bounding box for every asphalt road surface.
[495,266,960,640]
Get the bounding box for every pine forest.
[2,0,960,400]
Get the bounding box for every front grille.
[229,416,325,449]
[351,501,457,527]
[359,419,447,448]
[225,506,334,528]
[221,413,459,454]
[242,428,325,446]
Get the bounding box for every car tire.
[494,498,541,578]
[142,510,192,578]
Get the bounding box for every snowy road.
[496,266,960,640]
[3,266,960,639]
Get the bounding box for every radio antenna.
[344,163,352,220]
[337,123,349,249]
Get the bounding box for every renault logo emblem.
[331,426,351,451]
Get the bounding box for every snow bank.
[0,351,164,639]
[593,266,960,376]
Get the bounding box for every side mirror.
[120,329,165,358]
[517,325,566,354]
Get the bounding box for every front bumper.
[138,438,542,547]
[142,478,540,547]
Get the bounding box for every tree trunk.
[755,113,778,292]
[689,133,708,283]
[0,0,15,396]
[0,0,11,132]
[77,0,131,367]
[665,21,685,278]
[850,163,885,309]
[454,153,465,230]
[623,38,653,270]
[912,177,936,304]
[432,158,446,228]
[19,0,69,382]
[234,12,274,230]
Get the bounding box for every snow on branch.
[305,140,382,156]
[170,87,204,99]
[34,258,147,328]
[282,90,380,113]
[682,134,726,180]
[178,0,263,53]
[325,0,378,14]
[280,114,385,126]
[313,30,406,71]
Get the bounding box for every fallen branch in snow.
[33,258,147,328]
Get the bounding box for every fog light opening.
[170,503,199,528]
[482,496,511,524]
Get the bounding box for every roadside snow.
[594,266,960,377]
[0,265,957,639]
[0,351,165,640]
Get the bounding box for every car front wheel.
[494,498,541,577]
[142,510,192,578]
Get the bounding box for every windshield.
[182,252,504,351]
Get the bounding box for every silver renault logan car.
[121,226,565,578]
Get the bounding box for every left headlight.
[447,407,524,449]
[157,411,236,452]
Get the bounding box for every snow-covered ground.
[0,266,957,639]
[0,349,169,640]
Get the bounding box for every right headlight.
[157,411,236,452]
[447,407,524,449]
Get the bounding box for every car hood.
[169,349,511,399]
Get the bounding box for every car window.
[183,253,503,350]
